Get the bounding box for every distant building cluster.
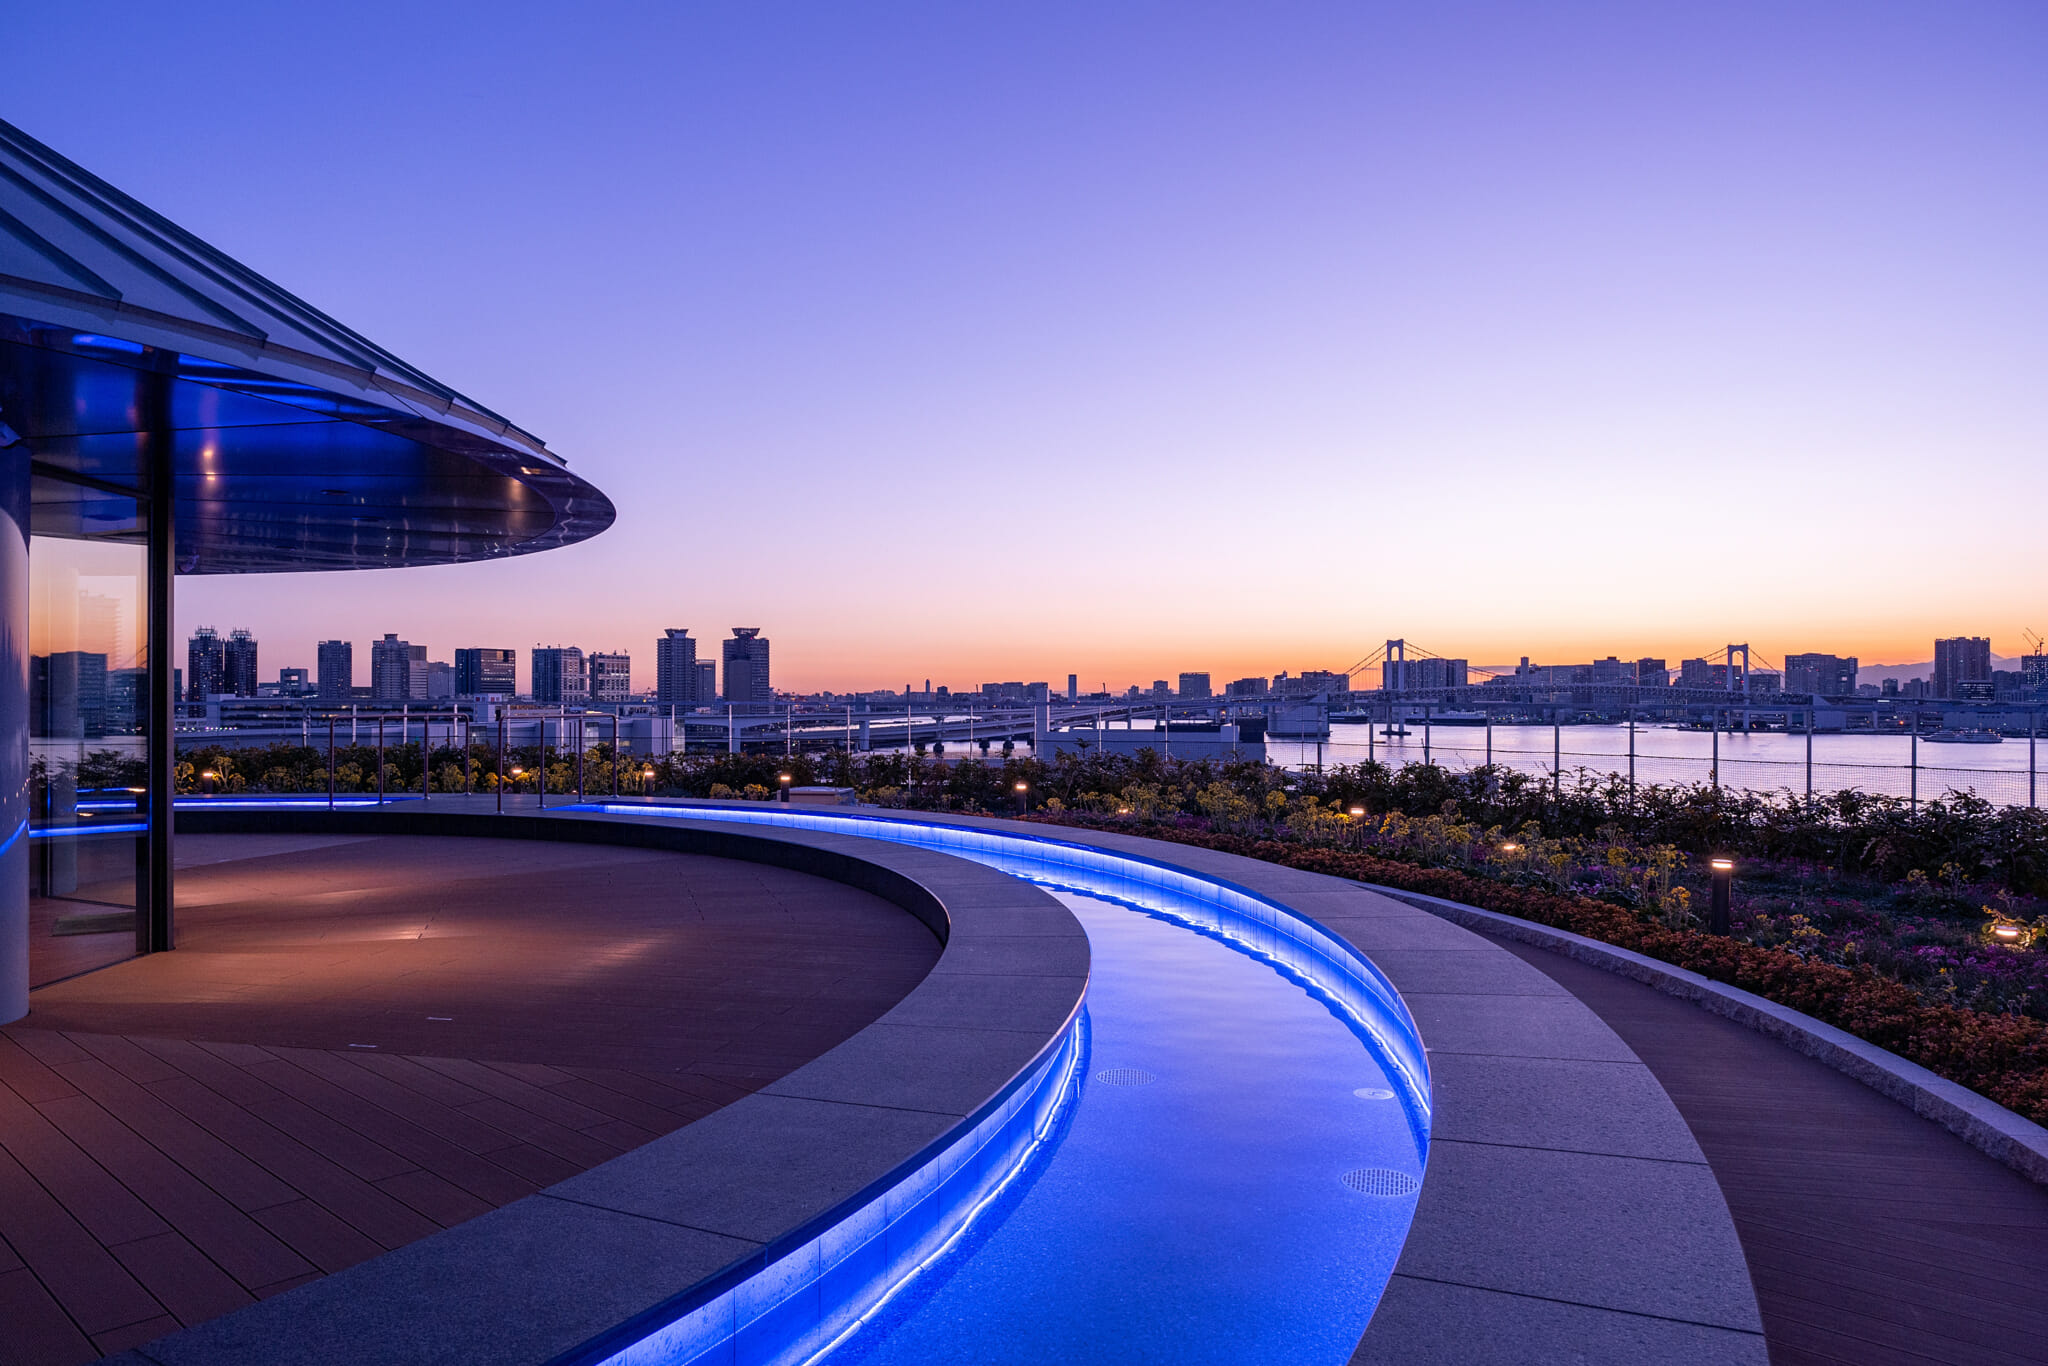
[160,622,2048,730]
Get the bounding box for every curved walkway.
[1489,936,2048,1366]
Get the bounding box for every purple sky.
[15,1,2047,691]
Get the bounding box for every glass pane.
[29,521,148,986]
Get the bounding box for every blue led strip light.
[550,803,1431,1366]
[581,804,1430,1118]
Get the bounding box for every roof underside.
[0,117,613,572]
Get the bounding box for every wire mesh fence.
[1267,723,2043,808]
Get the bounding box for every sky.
[13,1,2047,692]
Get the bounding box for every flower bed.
[1034,819,2048,1125]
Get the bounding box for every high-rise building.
[2023,653,2048,698]
[1933,637,1992,699]
[1634,658,1669,685]
[589,652,631,704]
[1679,658,1713,689]
[1177,672,1212,699]
[370,634,420,703]
[278,667,312,696]
[655,629,698,706]
[723,628,770,707]
[222,628,259,698]
[1067,674,1078,700]
[1404,658,1468,690]
[425,662,455,700]
[532,646,588,705]
[1784,653,1859,697]
[316,640,353,701]
[186,626,225,701]
[693,660,717,704]
[454,648,517,696]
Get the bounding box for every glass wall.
[27,473,149,986]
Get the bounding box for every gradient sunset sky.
[15,2,2046,693]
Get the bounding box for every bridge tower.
[1385,639,1407,693]
[1725,644,1751,699]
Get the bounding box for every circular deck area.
[0,835,941,1363]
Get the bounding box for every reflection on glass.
[28,522,147,985]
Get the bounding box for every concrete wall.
[1,444,27,1023]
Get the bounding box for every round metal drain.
[1341,1168,1420,1197]
[1094,1068,1157,1087]
[1353,1087,1395,1100]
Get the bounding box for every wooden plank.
[539,1076,696,1135]
[0,1143,161,1335]
[35,1094,314,1293]
[372,1169,493,1228]
[410,1056,614,1130]
[5,1030,92,1069]
[63,1033,182,1086]
[250,1199,383,1276]
[262,1049,525,1155]
[0,1083,165,1247]
[90,1313,181,1359]
[48,1060,299,1214]
[239,1059,538,1208]
[143,1076,438,1251]
[0,1265,96,1366]
[107,1231,254,1327]
[0,1033,82,1104]
[453,1098,624,1168]
[129,1037,287,1109]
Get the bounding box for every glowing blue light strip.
[29,823,148,838]
[589,1011,1083,1366]
[575,803,1430,1117]
[0,819,25,859]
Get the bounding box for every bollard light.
[1014,780,1029,815]
[779,772,793,803]
[1709,858,1734,935]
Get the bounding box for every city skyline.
[20,2,2047,694]
[177,618,2032,701]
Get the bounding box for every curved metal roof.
[0,117,613,571]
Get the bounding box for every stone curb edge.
[1366,882,2048,1188]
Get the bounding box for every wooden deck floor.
[0,836,941,1364]
[1492,936,2048,1366]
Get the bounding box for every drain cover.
[1341,1168,1420,1197]
[1353,1087,1395,1100]
[1094,1068,1157,1086]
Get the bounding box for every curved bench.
[117,809,1087,1366]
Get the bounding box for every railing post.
[496,713,506,814]
[1423,704,1431,766]
[1804,706,1813,804]
[327,715,335,810]
[1627,710,1635,805]
[1910,705,1919,811]
[2032,708,2038,809]
[537,712,548,810]
[1552,707,1561,801]
[577,716,585,801]
[612,715,620,796]
[1711,709,1719,791]
[376,716,385,805]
